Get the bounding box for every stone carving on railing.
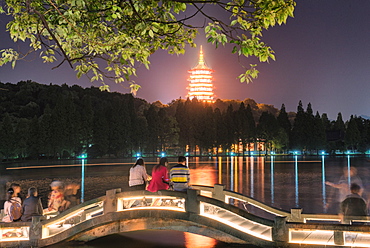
[121,196,185,210]
[203,203,221,216]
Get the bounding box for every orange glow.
[187,46,215,103]
[184,232,217,248]
[190,165,217,186]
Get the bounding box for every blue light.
[321,151,325,155]
[161,152,166,157]
[230,152,235,156]
[136,153,141,158]
[78,153,87,159]
[185,152,189,156]
[294,151,298,155]
[271,151,275,155]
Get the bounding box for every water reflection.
[270,156,274,204]
[321,155,326,211]
[347,155,351,189]
[184,232,217,248]
[250,156,254,198]
[186,155,369,214]
[294,155,299,208]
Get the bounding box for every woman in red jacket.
[147,157,170,192]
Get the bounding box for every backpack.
[9,199,22,221]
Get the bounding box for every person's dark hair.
[153,157,168,172]
[178,156,186,163]
[28,187,38,197]
[350,183,361,193]
[10,183,20,188]
[6,188,14,202]
[132,158,144,168]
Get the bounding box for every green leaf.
[148,29,154,38]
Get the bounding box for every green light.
[78,153,87,159]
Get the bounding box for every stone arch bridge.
[1,185,370,247]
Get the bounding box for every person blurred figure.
[129,158,151,191]
[64,183,81,208]
[340,183,367,224]
[326,167,363,213]
[147,157,170,192]
[170,156,190,192]
[47,181,68,213]
[21,187,43,222]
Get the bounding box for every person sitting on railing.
[325,167,363,214]
[21,187,43,222]
[170,156,190,192]
[2,188,22,222]
[129,158,151,191]
[64,183,81,208]
[1,188,23,238]
[147,157,170,192]
[46,181,69,213]
[340,183,367,224]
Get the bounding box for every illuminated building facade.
[187,46,215,103]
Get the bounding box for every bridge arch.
[39,208,270,247]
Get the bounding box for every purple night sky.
[1,0,370,121]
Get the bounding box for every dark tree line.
[0,81,369,160]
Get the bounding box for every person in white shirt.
[2,188,22,222]
[129,158,151,190]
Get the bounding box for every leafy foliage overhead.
[0,0,295,91]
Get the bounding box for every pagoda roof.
[190,45,212,70]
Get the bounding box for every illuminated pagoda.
[187,46,215,103]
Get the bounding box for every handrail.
[191,185,359,223]
[192,185,290,217]
[41,196,105,227]
[197,194,274,227]
[2,185,370,247]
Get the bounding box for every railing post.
[212,184,225,202]
[290,208,304,222]
[29,216,42,246]
[272,216,289,245]
[334,231,345,245]
[186,189,200,214]
[103,188,121,214]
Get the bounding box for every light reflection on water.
[12,155,370,247]
[188,155,370,214]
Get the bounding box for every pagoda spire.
[198,45,205,66]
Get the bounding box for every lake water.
[3,155,370,247]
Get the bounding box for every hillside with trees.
[0,81,369,160]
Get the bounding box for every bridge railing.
[41,196,105,239]
[191,184,370,224]
[2,184,370,247]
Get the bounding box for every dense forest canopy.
[0,80,369,161]
[0,0,295,91]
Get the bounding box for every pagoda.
[187,46,215,103]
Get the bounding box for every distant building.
[187,46,215,103]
